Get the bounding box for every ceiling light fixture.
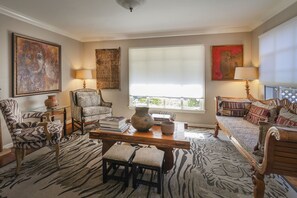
[116,0,145,12]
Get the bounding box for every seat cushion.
[82,106,112,116]
[216,116,259,156]
[76,92,101,107]
[103,144,136,162]
[132,148,164,167]
[13,123,62,143]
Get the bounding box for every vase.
[44,95,58,108]
[161,121,175,136]
[131,107,154,132]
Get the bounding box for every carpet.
[0,128,296,198]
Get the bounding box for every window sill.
[128,106,206,114]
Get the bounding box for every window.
[259,16,297,87]
[265,86,297,103]
[129,45,205,111]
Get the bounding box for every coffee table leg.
[157,147,174,173]
[102,140,116,155]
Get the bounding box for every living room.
[0,0,297,197]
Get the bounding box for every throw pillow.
[76,92,101,107]
[217,97,251,117]
[276,107,297,126]
[217,101,251,117]
[245,101,277,125]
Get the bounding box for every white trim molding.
[0,5,81,41]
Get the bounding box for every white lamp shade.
[75,69,93,79]
[234,67,258,80]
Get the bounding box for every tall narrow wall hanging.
[95,48,120,89]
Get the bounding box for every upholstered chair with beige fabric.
[0,99,63,175]
[70,88,112,134]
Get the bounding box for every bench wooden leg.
[252,171,265,198]
[214,123,220,138]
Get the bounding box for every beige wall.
[0,13,84,147]
[83,32,256,127]
[251,2,297,98]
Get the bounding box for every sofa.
[70,88,112,134]
[214,95,297,198]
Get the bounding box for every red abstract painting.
[212,45,243,80]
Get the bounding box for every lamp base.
[245,80,250,97]
[83,80,86,88]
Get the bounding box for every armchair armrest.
[37,122,52,140]
[101,101,112,108]
[72,105,83,121]
[22,112,52,121]
[98,89,112,108]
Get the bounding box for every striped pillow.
[217,101,251,117]
[245,105,270,125]
[276,108,297,126]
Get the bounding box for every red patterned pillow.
[276,108,297,126]
[245,104,270,125]
[217,100,251,117]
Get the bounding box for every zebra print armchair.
[0,99,63,175]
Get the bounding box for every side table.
[29,105,69,137]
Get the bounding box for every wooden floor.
[0,124,296,191]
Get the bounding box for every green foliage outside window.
[150,98,163,106]
[138,97,147,104]
[187,98,200,107]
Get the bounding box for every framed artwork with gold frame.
[12,33,61,97]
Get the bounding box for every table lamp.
[75,69,93,88]
[234,66,258,96]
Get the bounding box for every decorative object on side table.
[131,107,154,132]
[44,95,59,108]
[161,121,175,136]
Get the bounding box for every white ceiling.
[0,0,296,42]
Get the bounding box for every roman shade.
[259,16,297,87]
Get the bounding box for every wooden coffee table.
[89,122,190,172]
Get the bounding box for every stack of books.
[99,116,129,132]
[152,113,171,125]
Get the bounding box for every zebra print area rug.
[0,128,296,198]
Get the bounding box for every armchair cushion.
[13,121,41,129]
[82,106,112,116]
[13,123,62,143]
[76,92,101,107]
